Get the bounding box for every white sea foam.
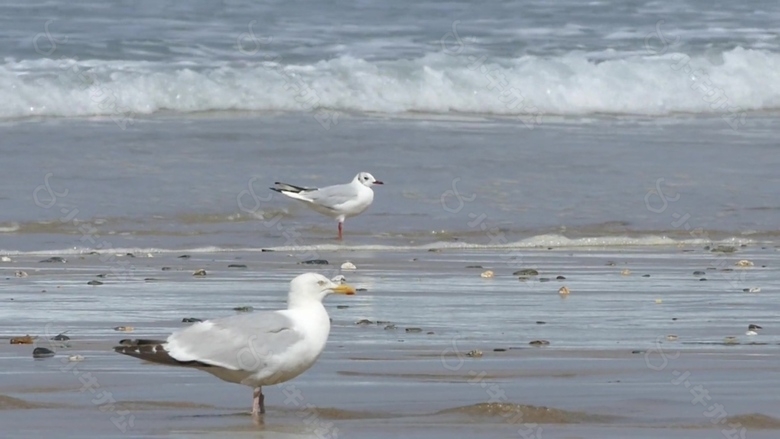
[3,47,780,121]
[0,235,755,256]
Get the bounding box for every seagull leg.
[252,386,265,415]
[337,222,343,240]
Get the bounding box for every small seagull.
[271,172,383,240]
[746,324,763,336]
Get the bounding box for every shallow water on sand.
[1,246,779,438]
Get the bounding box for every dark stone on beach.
[749,324,762,331]
[699,278,707,281]
[118,338,165,347]
[721,268,733,272]
[144,278,157,281]
[529,340,550,346]
[494,348,507,352]
[39,257,66,263]
[384,324,396,330]
[536,321,546,324]
[161,267,172,271]
[672,317,678,320]
[539,277,550,282]
[556,276,566,280]
[703,245,710,250]
[182,318,203,323]
[355,319,373,325]
[299,259,328,265]
[642,274,650,277]
[466,265,483,269]
[32,347,55,359]
[51,333,70,341]
[193,269,207,276]
[87,251,99,255]
[513,269,539,276]
[233,306,253,312]
[631,350,643,354]
[405,327,422,333]
[178,254,191,259]
[428,249,441,252]
[87,280,103,286]
[605,261,616,266]
[376,320,391,324]
[356,288,368,292]
[126,253,135,258]
[427,331,435,335]
[228,264,247,269]
[261,249,274,252]
[711,245,736,253]
[336,305,349,309]
[518,276,528,281]
[706,267,716,271]
[96,274,107,278]
[693,271,706,275]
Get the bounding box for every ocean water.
[2,0,780,254]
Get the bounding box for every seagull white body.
[271,172,383,239]
[114,273,356,418]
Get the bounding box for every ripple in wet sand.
[435,403,617,424]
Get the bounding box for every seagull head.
[354,172,383,187]
[288,272,356,306]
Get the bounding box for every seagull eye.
[317,280,326,286]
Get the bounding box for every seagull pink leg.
[338,222,343,240]
[252,387,265,415]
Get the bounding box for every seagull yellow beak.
[331,284,357,295]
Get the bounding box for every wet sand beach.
[2,245,780,438]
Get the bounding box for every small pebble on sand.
[355,319,373,325]
[51,332,70,341]
[193,269,207,276]
[466,350,483,357]
[405,327,423,333]
[621,269,631,276]
[68,355,85,362]
[87,280,103,286]
[529,340,550,346]
[480,270,494,278]
[10,335,36,344]
[735,259,754,267]
[113,326,134,332]
[693,271,706,275]
[743,287,761,293]
[233,306,253,312]
[15,271,28,278]
[341,261,357,270]
[556,275,566,280]
[32,347,55,359]
[558,286,570,295]
[666,334,679,341]
[513,269,539,276]
[724,336,738,344]
[228,264,247,269]
[1,256,11,262]
[655,299,663,304]
[299,259,329,265]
